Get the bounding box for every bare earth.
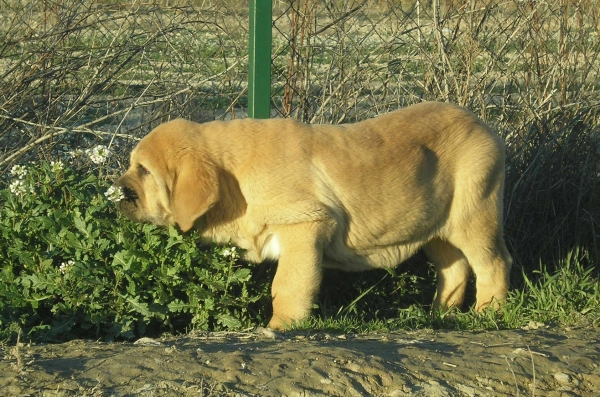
[1,324,599,397]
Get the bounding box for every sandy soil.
[1,324,598,397]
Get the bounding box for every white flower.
[86,145,111,164]
[221,246,239,260]
[50,160,64,173]
[10,164,28,179]
[59,260,74,274]
[104,185,124,202]
[70,149,84,158]
[9,179,26,195]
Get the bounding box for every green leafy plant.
[0,155,271,342]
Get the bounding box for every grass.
[292,248,599,335]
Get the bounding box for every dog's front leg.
[267,221,330,330]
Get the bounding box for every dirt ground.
[1,323,599,397]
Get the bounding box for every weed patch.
[0,157,271,342]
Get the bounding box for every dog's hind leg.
[445,135,512,310]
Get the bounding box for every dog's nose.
[121,186,138,201]
[114,178,138,202]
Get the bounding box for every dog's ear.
[170,155,219,232]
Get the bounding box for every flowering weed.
[85,145,111,165]
[104,185,124,203]
[10,165,28,179]
[50,160,64,173]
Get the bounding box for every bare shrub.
[0,0,248,169]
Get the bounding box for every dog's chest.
[200,219,280,263]
[233,233,280,263]
[260,234,280,261]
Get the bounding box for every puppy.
[116,102,512,330]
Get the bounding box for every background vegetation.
[0,0,598,342]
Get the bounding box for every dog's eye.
[138,165,150,176]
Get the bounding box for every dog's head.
[115,119,219,232]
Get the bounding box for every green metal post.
[248,0,272,119]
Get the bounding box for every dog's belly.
[323,240,424,272]
[204,218,427,271]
